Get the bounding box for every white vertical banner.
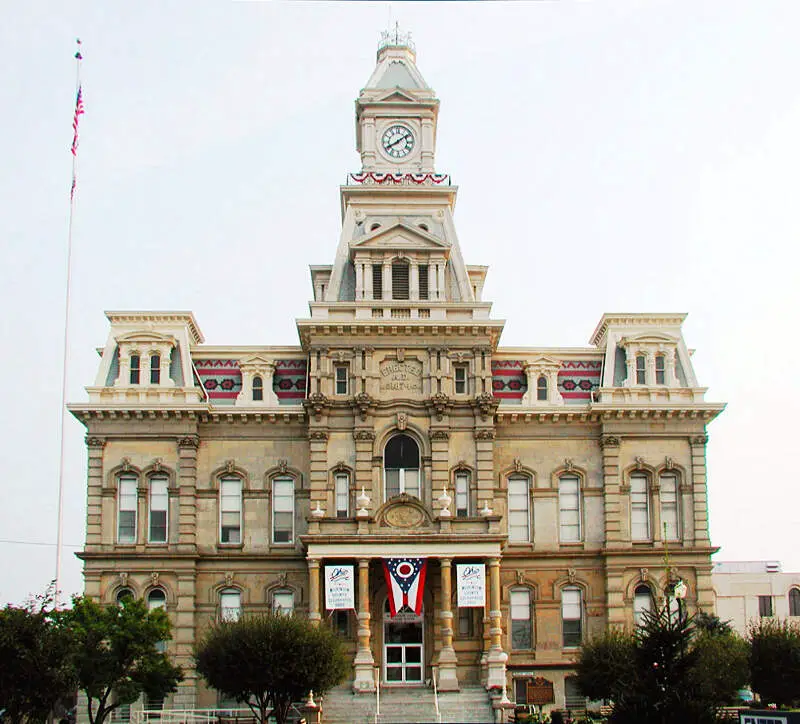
[456,563,486,608]
[325,565,355,610]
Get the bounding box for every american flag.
[383,558,427,617]
[71,85,84,157]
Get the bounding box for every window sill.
[217,543,244,551]
[559,541,585,549]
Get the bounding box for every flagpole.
[55,39,83,608]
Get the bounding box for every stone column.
[690,434,711,545]
[85,436,105,547]
[485,558,507,689]
[177,435,199,552]
[383,261,392,302]
[353,558,376,692]
[436,558,459,690]
[624,349,636,387]
[308,558,321,626]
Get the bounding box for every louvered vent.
[392,262,410,300]
[372,265,383,300]
[419,264,429,300]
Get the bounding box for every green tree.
[748,617,800,708]
[575,606,749,724]
[0,588,76,724]
[60,596,183,724]
[195,612,348,724]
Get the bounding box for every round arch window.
[384,434,420,500]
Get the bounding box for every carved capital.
[353,429,376,442]
[303,392,330,421]
[600,435,620,449]
[474,428,495,440]
[309,430,329,441]
[352,392,375,422]
[177,435,199,449]
[472,392,498,421]
[690,434,709,446]
[85,436,106,449]
[429,429,450,442]
[428,392,451,421]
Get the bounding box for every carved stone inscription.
[379,360,423,395]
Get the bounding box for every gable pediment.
[350,222,450,254]
[373,88,420,104]
[621,332,679,346]
[239,354,273,369]
[116,330,176,346]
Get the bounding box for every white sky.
[2,1,799,605]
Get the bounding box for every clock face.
[381,124,415,159]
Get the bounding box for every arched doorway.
[383,598,424,683]
[384,434,420,500]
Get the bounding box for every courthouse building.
[70,33,725,714]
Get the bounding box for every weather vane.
[379,21,415,52]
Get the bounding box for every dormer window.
[150,354,161,384]
[537,376,548,401]
[129,354,141,385]
[252,375,263,401]
[635,355,646,385]
[655,355,666,385]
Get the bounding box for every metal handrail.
[374,667,381,724]
[432,670,441,723]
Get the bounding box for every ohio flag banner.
[383,558,427,617]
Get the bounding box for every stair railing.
[374,666,381,724]
[432,668,441,723]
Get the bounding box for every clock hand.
[386,131,412,149]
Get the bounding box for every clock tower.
[356,27,439,173]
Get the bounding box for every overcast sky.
[2,1,799,606]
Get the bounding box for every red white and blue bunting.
[348,172,450,185]
[383,557,427,617]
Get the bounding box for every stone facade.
[70,35,725,715]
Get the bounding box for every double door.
[384,610,423,683]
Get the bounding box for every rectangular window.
[117,475,138,544]
[272,476,294,544]
[660,473,679,541]
[655,355,666,385]
[508,476,530,542]
[333,610,350,637]
[129,354,140,385]
[372,264,383,300]
[758,595,773,618]
[419,264,429,300]
[457,608,474,637]
[559,475,581,543]
[562,588,582,647]
[510,589,532,650]
[148,477,168,544]
[335,364,348,395]
[220,477,242,544]
[335,473,349,519]
[514,679,529,705]
[630,473,650,541]
[273,591,294,616]
[454,364,468,395]
[455,472,469,517]
[635,355,646,385]
[150,354,161,384]
[391,262,410,300]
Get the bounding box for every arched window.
[635,354,646,385]
[510,588,532,650]
[370,222,381,232]
[116,588,134,605]
[508,474,531,542]
[634,584,653,626]
[562,587,583,647]
[559,474,582,543]
[129,354,141,384]
[655,354,666,385]
[789,588,800,617]
[536,376,547,401]
[335,471,350,518]
[659,472,680,541]
[117,474,138,544]
[220,589,241,621]
[219,476,242,544]
[384,434,420,500]
[454,470,470,517]
[148,588,168,652]
[630,473,650,541]
[150,354,161,384]
[272,476,295,543]
[252,375,263,401]
[272,590,294,616]
[148,475,169,544]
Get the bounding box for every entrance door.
[384,602,424,683]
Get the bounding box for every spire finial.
[379,22,415,52]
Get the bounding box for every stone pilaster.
[353,430,376,502]
[601,435,626,628]
[690,434,711,545]
[171,570,198,709]
[353,558,375,692]
[308,558,321,625]
[176,436,199,552]
[308,431,329,511]
[85,436,106,547]
[429,430,449,510]
[435,558,459,690]
[474,429,495,515]
[485,558,507,689]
